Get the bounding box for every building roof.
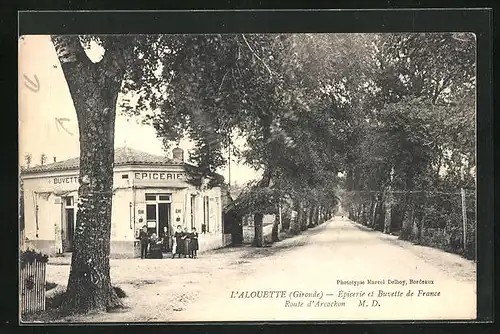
[22,147,182,174]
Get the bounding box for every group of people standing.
[137,225,199,259]
[172,225,199,259]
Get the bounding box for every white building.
[20,147,230,258]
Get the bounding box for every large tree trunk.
[411,196,426,242]
[253,212,264,247]
[400,202,414,240]
[307,204,315,228]
[400,177,415,240]
[271,213,280,242]
[411,207,420,241]
[360,203,367,225]
[368,197,376,227]
[383,191,392,234]
[374,197,385,231]
[370,200,377,228]
[52,35,131,314]
[290,199,301,234]
[252,169,272,247]
[252,112,274,247]
[416,205,427,243]
[314,205,320,226]
[300,206,308,231]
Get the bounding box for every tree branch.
[241,34,273,77]
[51,35,91,66]
[451,34,471,43]
[218,69,230,93]
[432,75,453,105]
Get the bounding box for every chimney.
[172,147,184,162]
[53,157,57,163]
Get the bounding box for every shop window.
[65,196,74,207]
[146,204,157,221]
[146,193,171,202]
[190,195,196,229]
[158,194,171,201]
[203,196,210,232]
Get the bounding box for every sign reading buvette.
[52,176,78,184]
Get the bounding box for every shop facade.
[21,147,230,258]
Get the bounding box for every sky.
[18,35,260,185]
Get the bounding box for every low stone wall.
[198,233,225,253]
[243,224,274,244]
[29,240,55,256]
[110,241,136,258]
[222,233,232,247]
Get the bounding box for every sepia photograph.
[19,26,480,323]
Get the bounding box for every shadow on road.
[234,222,334,260]
[240,240,308,260]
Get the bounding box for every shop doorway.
[158,203,170,249]
[62,196,75,252]
[202,196,210,233]
[145,193,172,250]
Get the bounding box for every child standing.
[190,227,199,259]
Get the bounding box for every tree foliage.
[337,32,476,253]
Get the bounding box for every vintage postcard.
[18,10,488,324]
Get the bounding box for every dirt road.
[43,217,476,322]
[171,217,476,322]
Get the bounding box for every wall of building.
[21,165,226,257]
[22,170,79,255]
[109,187,135,257]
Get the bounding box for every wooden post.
[461,188,467,251]
[460,164,467,252]
[228,142,232,186]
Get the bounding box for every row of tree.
[49,32,475,314]
[336,33,476,258]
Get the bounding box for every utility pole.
[228,143,231,186]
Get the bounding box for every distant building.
[223,184,277,244]
[221,185,244,245]
[20,147,229,258]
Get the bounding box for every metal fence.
[343,189,476,260]
[20,260,47,314]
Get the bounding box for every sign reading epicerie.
[134,172,185,181]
